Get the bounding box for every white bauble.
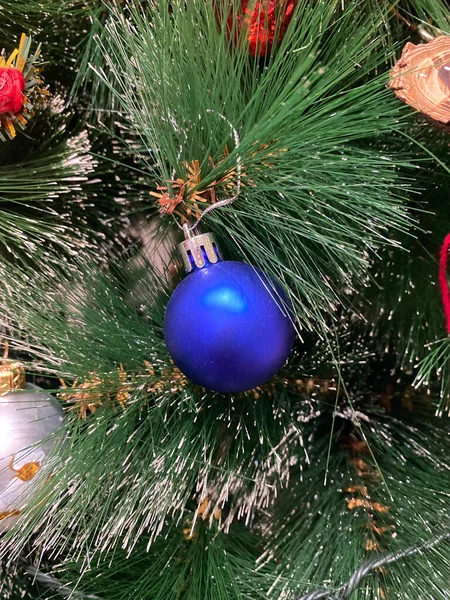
[0,384,64,532]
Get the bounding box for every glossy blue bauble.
[164,261,296,393]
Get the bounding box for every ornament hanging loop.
[168,110,242,233]
[187,109,242,232]
[439,233,450,334]
[182,223,196,240]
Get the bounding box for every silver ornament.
[0,383,64,532]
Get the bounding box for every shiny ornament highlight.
[0,383,64,531]
[164,232,295,393]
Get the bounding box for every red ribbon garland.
[439,234,450,334]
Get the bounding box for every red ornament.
[439,233,450,334]
[228,0,296,57]
[0,67,25,115]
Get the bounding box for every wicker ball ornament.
[389,36,450,126]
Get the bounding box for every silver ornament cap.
[178,224,222,273]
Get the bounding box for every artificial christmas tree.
[0,1,449,599]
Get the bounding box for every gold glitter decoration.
[183,496,222,541]
[344,429,393,596]
[150,146,245,222]
[60,361,188,419]
[347,497,390,513]
[150,137,290,224]
[59,374,105,420]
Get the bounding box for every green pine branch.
[87,0,418,331]
[398,0,450,34]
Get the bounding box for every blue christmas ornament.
[164,230,296,393]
